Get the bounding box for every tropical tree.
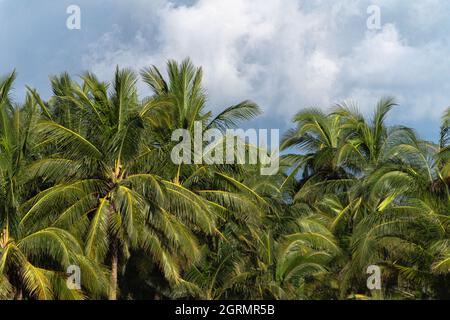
[282,99,450,299]
[0,72,105,299]
[1,60,449,300]
[22,59,262,300]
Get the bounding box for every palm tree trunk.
[14,288,23,300]
[109,239,118,300]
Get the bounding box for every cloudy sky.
[1,0,449,140]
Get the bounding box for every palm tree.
[0,72,105,299]
[25,68,213,299]
[281,99,450,299]
[139,58,260,185]
[281,107,348,188]
[1,59,449,300]
[24,60,260,300]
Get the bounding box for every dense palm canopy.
[0,59,448,300]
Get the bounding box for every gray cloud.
[1,0,449,139]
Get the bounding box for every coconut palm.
[22,60,262,300]
[139,58,261,185]
[1,60,449,300]
[22,69,215,299]
[0,72,106,299]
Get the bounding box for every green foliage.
[0,60,449,300]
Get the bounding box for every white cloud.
[82,0,450,125]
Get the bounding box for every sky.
[1,0,450,141]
